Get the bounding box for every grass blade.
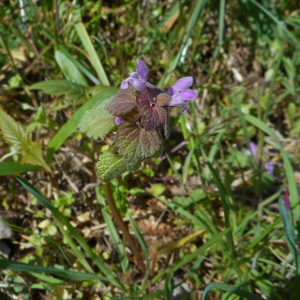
[0,162,40,176]
[279,197,300,273]
[55,50,88,86]
[0,258,109,281]
[202,282,265,300]
[75,22,109,85]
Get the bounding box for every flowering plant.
[79,59,197,181]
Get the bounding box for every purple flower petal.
[121,80,129,89]
[179,89,198,100]
[264,161,276,174]
[115,117,125,125]
[250,142,258,158]
[181,105,188,114]
[172,77,193,92]
[136,59,148,80]
[168,98,186,107]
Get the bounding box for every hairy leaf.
[97,151,140,182]
[105,85,137,116]
[78,98,116,139]
[30,80,89,103]
[0,108,50,172]
[115,123,161,163]
[156,93,172,106]
[138,100,167,130]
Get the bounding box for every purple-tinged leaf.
[156,93,172,106]
[138,99,167,130]
[146,82,164,100]
[105,85,137,116]
[115,123,161,163]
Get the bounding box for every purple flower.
[264,161,276,174]
[121,59,148,98]
[250,142,258,158]
[167,77,198,114]
[248,142,276,174]
[115,117,125,125]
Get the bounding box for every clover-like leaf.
[138,100,167,130]
[105,85,137,116]
[115,123,161,163]
[78,99,117,139]
[96,151,140,182]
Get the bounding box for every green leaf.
[115,123,161,163]
[55,50,88,87]
[202,282,265,300]
[75,22,109,85]
[0,258,109,282]
[79,99,117,139]
[96,151,140,182]
[30,80,89,104]
[105,85,137,116]
[46,86,118,162]
[150,183,165,196]
[0,162,40,176]
[0,108,50,172]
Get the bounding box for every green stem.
[103,182,146,274]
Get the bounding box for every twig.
[103,182,146,274]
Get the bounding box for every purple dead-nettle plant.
[78,59,198,182]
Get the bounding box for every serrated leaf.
[96,151,140,182]
[105,85,137,116]
[0,108,50,172]
[78,98,117,139]
[115,123,161,163]
[30,80,89,103]
[139,99,167,130]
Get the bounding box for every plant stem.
[103,182,146,274]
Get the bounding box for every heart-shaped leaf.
[97,151,140,182]
[105,85,137,116]
[138,100,167,130]
[78,98,116,139]
[115,123,161,163]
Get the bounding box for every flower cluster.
[79,58,198,181]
